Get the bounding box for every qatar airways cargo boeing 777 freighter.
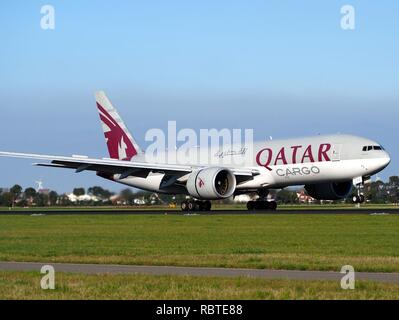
[0,92,391,211]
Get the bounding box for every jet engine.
[186,167,236,200]
[304,181,353,200]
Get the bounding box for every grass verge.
[1,271,399,300]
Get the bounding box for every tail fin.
[95,91,143,161]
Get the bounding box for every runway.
[0,208,398,215]
[1,261,399,283]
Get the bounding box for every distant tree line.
[0,185,116,207]
[361,176,399,204]
[276,176,399,205]
[0,185,59,207]
[1,176,399,207]
[0,184,180,207]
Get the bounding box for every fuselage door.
[331,144,342,161]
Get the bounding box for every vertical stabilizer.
[95,91,143,161]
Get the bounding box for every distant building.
[296,190,315,203]
[234,193,274,203]
[66,193,100,203]
[38,189,50,195]
[110,195,146,206]
[134,198,146,205]
[233,194,252,203]
[110,194,122,205]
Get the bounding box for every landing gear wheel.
[269,201,277,211]
[256,201,268,210]
[203,201,212,211]
[196,201,204,211]
[181,201,189,211]
[247,200,277,211]
[353,194,365,204]
[181,200,212,212]
[187,201,195,211]
[247,201,255,211]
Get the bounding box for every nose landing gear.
[353,177,366,204]
[353,194,365,204]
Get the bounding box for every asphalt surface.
[0,208,398,215]
[1,261,399,283]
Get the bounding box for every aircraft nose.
[381,151,391,168]
[366,150,391,175]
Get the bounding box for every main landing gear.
[246,189,278,211]
[181,200,212,212]
[246,200,277,211]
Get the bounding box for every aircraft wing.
[0,152,259,181]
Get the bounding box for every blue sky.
[0,1,398,192]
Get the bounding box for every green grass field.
[1,271,399,300]
[0,214,398,272]
[1,213,399,300]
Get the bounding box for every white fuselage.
[114,134,391,194]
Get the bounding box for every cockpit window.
[363,145,384,152]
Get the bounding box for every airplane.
[0,92,391,211]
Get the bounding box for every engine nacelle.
[304,181,353,200]
[186,167,236,200]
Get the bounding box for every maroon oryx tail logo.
[97,102,138,161]
[198,178,205,188]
